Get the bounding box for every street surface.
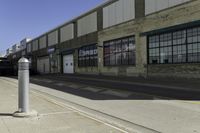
[1,75,200,133]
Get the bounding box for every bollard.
[13,57,37,117]
[18,57,29,112]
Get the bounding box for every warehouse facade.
[7,0,200,78]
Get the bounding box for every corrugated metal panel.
[103,6,109,28]
[156,0,169,11]
[39,36,46,49]
[60,24,74,43]
[22,50,26,56]
[169,0,184,6]
[48,30,58,46]
[103,0,135,28]
[27,43,31,53]
[145,0,191,15]
[109,3,115,27]
[77,12,97,37]
[123,0,135,21]
[37,57,50,74]
[116,0,123,24]
[32,40,39,51]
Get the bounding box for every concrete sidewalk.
[0,77,130,133]
[2,77,200,133]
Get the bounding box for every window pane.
[78,44,98,67]
[110,53,116,65]
[187,43,200,62]
[103,36,136,66]
[160,47,172,64]
[110,41,116,54]
[160,33,172,47]
[149,35,159,48]
[116,40,122,53]
[122,38,129,52]
[129,37,135,51]
[122,52,129,65]
[104,55,110,66]
[104,43,110,54]
[173,45,186,63]
[128,51,135,65]
[149,48,159,64]
[116,53,122,65]
[173,30,186,45]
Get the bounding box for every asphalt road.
[30,74,200,100]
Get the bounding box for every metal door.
[63,54,74,74]
[37,57,50,74]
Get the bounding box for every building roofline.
[30,0,117,41]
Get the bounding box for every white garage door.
[63,54,74,74]
[37,57,50,74]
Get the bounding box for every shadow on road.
[9,75,200,100]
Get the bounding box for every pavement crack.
[39,111,73,116]
[2,118,11,133]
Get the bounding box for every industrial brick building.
[7,0,200,78]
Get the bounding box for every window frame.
[78,44,98,67]
[148,26,200,65]
[103,35,136,66]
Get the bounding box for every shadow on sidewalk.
[0,113,13,116]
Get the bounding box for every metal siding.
[77,12,97,37]
[112,3,116,27]
[156,0,169,11]
[123,0,130,21]
[145,0,191,15]
[103,0,135,28]
[145,0,156,15]
[48,30,58,46]
[103,7,109,28]
[116,0,123,24]
[32,40,38,51]
[27,43,31,53]
[130,0,135,20]
[60,24,74,43]
[39,36,46,49]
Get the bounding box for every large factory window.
[148,26,200,64]
[104,36,135,66]
[78,44,98,67]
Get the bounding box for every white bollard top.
[18,57,29,63]
[18,57,29,70]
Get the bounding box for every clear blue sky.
[0,0,106,53]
